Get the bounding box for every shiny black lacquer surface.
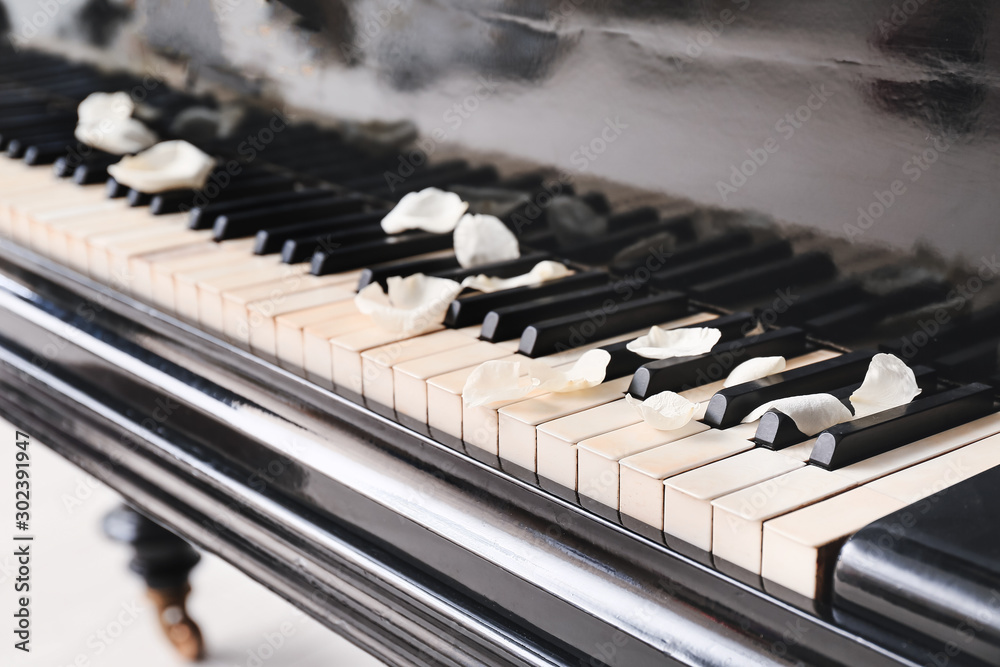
[124,0,1000,266]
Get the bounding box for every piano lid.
[4,0,1000,268]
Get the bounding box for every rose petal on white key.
[724,356,786,388]
[75,92,158,155]
[742,394,854,435]
[625,326,721,360]
[462,359,545,407]
[453,213,519,268]
[354,273,463,335]
[380,188,469,234]
[462,350,609,407]
[625,391,697,430]
[107,140,216,192]
[849,353,921,418]
[461,260,574,293]
[540,349,610,393]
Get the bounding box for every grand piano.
[1,1,1000,665]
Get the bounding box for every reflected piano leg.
[102,504,206,661]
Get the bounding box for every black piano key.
[651,239,793,289]
[7,131,74,158]
[753,366,937,450]
[149,173,298,214]
[0,111,76,142]
[106,177,129,198]
[703,350,877,429]
[188,188,336,230]
[311,232,454,275]
[610,230,753,275]
[73,158,118,185]
[601,311,755,381]
[482,284,636,343]
[344,159,465,191]
[256,210,388,255]
[627,327,808,399]
[369,164,499,200]
[432,252,553,283]
[357,255,462,291]
[23,140,84,166]
[517,291,688,358]
[760,279,868,327]
[55,150,114,178]
[880,302,1000,364]
[804,281,951,340]
[149,190,197,214]
[126,189,153,207]
[444,271,609,329]
[931,338,1000,382]
[279,224,386,263]
[689,251,838,305]
[563,215,696,263]
[810,383,995,470]
[213,194,368,241]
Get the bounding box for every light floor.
[0,418,385,667]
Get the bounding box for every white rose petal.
[849,353,921,418]
[626,326,722,360]
[380,188,469,234]
[724,356,787,388]
[742,394,854,435]
[75,92,158,155]
[461,260,574,293]
[539,349,610,393]
[625,391,697,431]
[354,273,463,334]
[462,349,610,407]
[461,359,544,407]
[106,140,216,193]
[453,213,520,268]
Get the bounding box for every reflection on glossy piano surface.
[1,1,1000,665]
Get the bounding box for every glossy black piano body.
[1,1,1000,665]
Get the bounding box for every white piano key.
[761,487,906,599]
[760,429,1000,599]
[221,272,357,347]
[149,240,256,310]
[661,448,805,549]
[247,286,357,362]
[600,424,743,518]
[395,342,512,424]
[836,411,1000,484]
[498,376,634,472]
[197,263,311,333]
[302,313,373,385]
[28,199,123,253]
[102,230,211,290]
[361,330,480,409]
[172,258,279,323]
[425,355,520,441]
[130,241,248,304]
[275,300,362,372]
[535,400,644,491]
[331,324,447,396]
[865,432,1000,504]
[710,466,855,574]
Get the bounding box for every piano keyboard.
[1,51,999,618]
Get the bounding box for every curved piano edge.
[0,238,919,667]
